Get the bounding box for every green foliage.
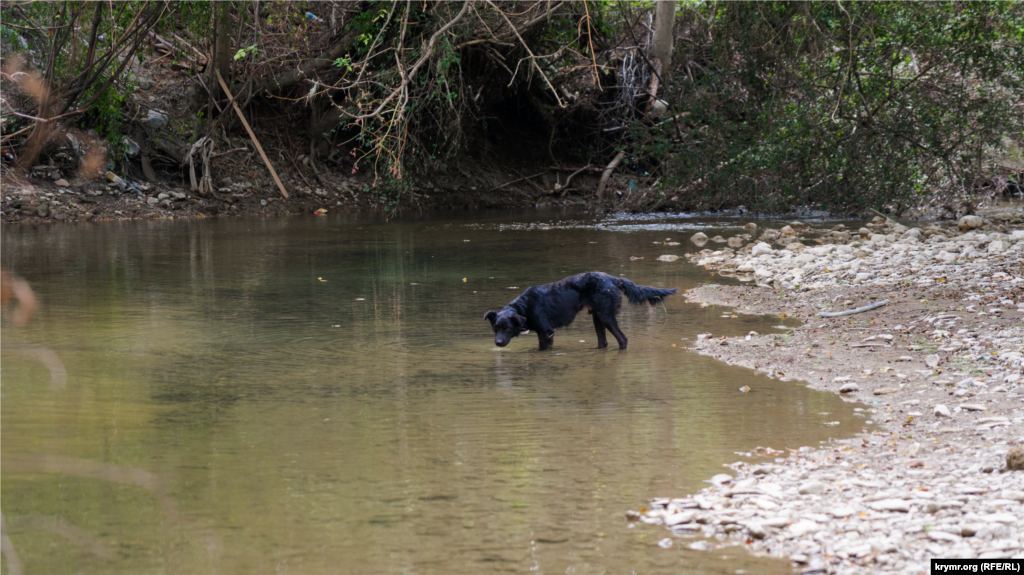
[627,1,1024,214]
[234,44,259,61]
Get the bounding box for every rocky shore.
[633,213,1024,573]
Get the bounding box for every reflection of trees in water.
[2,271,220,573]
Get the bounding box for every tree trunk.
[210,1,232,101]
[652,1,676,92]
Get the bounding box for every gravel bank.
[633,214,1024,573]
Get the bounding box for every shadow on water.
[1,211,867,574]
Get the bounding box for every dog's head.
[484,308,527,347]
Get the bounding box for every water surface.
[2,211,864,574]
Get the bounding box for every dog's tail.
[616,278,677,306]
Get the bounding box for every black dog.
[484,271,677,350]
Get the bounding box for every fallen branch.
[491,169,549,191]
[820,299,889,318]
[596,150,626,199]
[211,147,248,159]
[216,71,289,199]
[555,163,592,192]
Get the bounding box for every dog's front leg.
[593,316,608,349]
[537,331,555,350]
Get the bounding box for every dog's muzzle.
[494,337,509,347]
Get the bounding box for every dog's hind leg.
[538,330,555,350]
[592,316,609,349]
[597,314,628,349]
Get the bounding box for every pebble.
[798,480,828,495]
[839,382,859,393]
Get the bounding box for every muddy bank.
[635,214,1024,573]
[0,162,593,224]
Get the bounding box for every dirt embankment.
[634,214,1024,574]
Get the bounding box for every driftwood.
[820,299,890,318]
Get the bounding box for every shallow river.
[2,211,865,575]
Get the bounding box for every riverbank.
[0,165,580,224]
[635,214,1024,573]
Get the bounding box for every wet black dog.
[484,271,677,350]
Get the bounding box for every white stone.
[867,499,911,512]
[987,240,1008,254]
[787,519,820,537]
[829,506,856,518]
[710,473,733,485]
[958,215,984,231]
[751,242,773,256]
[797,480,828,495]
[664,511,698,526]
[933,405,951,418]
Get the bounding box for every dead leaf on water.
[739,385,751,393]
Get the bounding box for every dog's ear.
[484,310,497,325]
[513,314,528,329]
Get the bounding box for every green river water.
[1,211,865,575]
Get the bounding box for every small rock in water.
[657,254,680,262]
[691,232,708,243]
[657,537,674,549]
[839,382,859,393]
[710,473,733,485]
